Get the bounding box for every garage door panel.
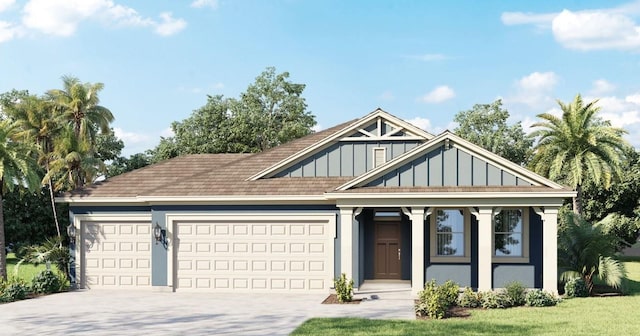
[81,221,151,289]
[175,218,333,292]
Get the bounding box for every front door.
[374,222,401,279]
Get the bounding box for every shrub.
[457,287,482,308]
[564,278,589,298]
[481,291,512,309]
[0,278,29,302]
[504,281,526,306]
[32,270,61,294]
[525,289,560,307]
[415,280,459,319]
[333,273,354,303]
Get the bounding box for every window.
[493,208,529,262]
[430,208,470,262]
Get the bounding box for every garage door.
[81,221,152,289]
[172,215,335,292]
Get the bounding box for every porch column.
[339,208,355,281]
[477,207,493,291]
[410,208,425,294]
[542,207,559,294]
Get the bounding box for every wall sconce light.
[67,224,76,241]
[154,223,168,249]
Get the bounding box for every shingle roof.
[69,120,357,198]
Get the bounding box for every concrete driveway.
[0,289,414,336]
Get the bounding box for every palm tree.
[529,94,628,214]
[558,212,626,295]
[0,120,40,280]
[44,125,104,191]
[5,95,63,238]
[47,75,114,144]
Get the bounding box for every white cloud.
[114,127,151,144]
[160,127,174,138]
[590,79,616,95]
[418,85,455,103]
[626,93,640,105]
[588,94,640,128]
[502,3,640,51]
[378,90,395,101]
[506,71,558,107]
[0,0,14,12]
[0,21,21,42]
[311,124,323,133]
[15,0,184,40]
[191,0,218,9]
[154,12,186,36]
[212,82,224,90]
[406,53,448,62]
[406,117,432,131]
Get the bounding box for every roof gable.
[248,108,434,180]
[336,131,567,191]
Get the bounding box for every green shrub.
[481,291,513,309]
[564,278,589,298]
[504,281,527,306]
[0,278,29,302]
[31,270,61,294]
[333,273,354,303]
[525,289,560,307]
[415,280,459,319]
[457,287,482,308]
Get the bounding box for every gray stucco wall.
[367,145,533,187]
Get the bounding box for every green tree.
[94,128,124,164]
[453,99,533,165]
[232,67,316,152]
[0,120,40,280]
[529,94,629,214]
[106,153,151,178]
[558,212,626,295]
[47,75,114,144]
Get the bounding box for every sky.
[1,0,640,157]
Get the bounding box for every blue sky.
[1,0,640,156]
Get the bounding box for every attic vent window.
[373,147,386,167]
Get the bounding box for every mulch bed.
[592,284,623,297]
[414,300,472,319]
[322,294,363,304]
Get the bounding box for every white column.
[477,207,493,291]
[339,208,354,280]
[542,208,559,294]
[410,208,425,295]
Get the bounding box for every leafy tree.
[94,128,124,164]
[146,137,179,164]
[558,212,626,295]
[529,94,629,214]
[232,67,316,152]
[453,99,533,165]
[47,76,114,143]
[0,120,40,280]
[106,153,151,178]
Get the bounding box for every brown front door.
[374,222,401,279]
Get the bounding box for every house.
[58,109,575,295]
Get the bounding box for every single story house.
[59,109,575,294]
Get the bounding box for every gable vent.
[373,147,386,168]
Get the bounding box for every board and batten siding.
[366,145,533,187]
[275,141,422,177]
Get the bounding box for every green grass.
[292,258,640,336]
[5,253,46,283]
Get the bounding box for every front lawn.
[292,259,640,336]
[6,253,46,282]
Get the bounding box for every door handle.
[398,248,401,261]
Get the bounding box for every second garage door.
[171,214,335,292]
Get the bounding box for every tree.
[529,94,629,214]
[232,67,316,152]
[453,99,533,165]
[558,212,626,295]
[47,76,114,144]
[106,153,151,178]
[0,120,40,280]
[94,128,124,164]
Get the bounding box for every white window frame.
[492,207,529,263]
[430,208,471,263]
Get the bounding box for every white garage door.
[172,215,335,292]
[81,221,152,289]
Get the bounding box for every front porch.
[338,204,560,295]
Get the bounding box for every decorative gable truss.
[248,109,434,180]
[336,131,568,190]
